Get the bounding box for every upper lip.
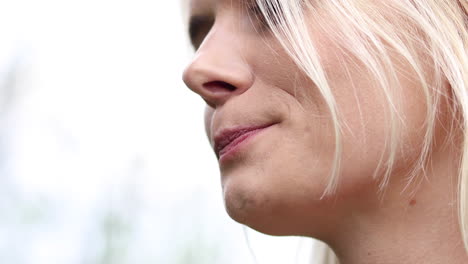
[213,123,276,158]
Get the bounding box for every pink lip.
[214,123,275,162]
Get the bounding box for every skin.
[182,0,468,263]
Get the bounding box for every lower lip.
[218,125,274,164]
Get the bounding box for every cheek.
[321,45,429,190]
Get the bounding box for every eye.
[246,1,282,30]
[188,15,215,50]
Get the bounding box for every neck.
[327,145,468,264]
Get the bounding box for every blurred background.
[0,0,317,263]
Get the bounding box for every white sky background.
[0,0,318,263]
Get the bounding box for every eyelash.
[246,1,281,30]
[247,3,268,28]
[188,2,281,49]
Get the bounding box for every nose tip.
[182,53,254,108]
[183,67,240,107]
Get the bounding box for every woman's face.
[183,0,434,237]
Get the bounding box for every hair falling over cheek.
[252,0,467,263]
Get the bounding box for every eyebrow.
[188,15,215,47]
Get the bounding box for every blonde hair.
[253,0,467,263]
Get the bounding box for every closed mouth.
[214,123,276,159]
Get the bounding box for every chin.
[221,172,318,237]
[222,177,279,235]
[219,159,372,239]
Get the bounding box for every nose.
[182,26,254,108]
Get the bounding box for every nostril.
[203,81,237,93]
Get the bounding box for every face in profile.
[182,0,445,239]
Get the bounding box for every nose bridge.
[183,21,254,108]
